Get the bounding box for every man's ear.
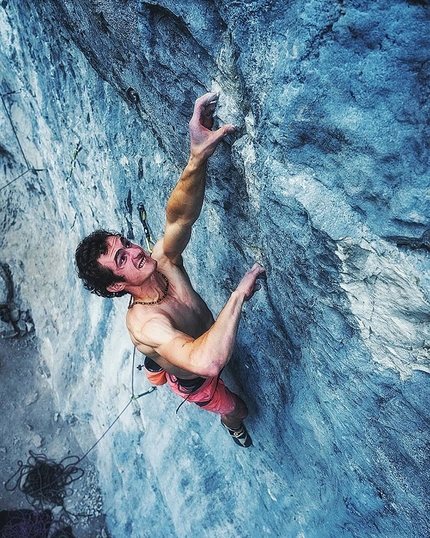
[107,281,126,293]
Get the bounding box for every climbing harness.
[137,201,155,253]
[5,346,155,521]
[173,374,222,414]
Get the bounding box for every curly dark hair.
[75,230,127,298]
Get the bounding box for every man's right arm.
[154,93,234,266]
[137,263,266,378]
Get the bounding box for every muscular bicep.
[138,316,197,372]
[129,308,223,378]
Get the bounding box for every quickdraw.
[65,142,82,181]
[137,201,155,253]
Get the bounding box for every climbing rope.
[79,347,156,462]
[0,508,53,538]
[4,452,83,515]
[5,347,155,520]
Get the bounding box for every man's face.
[98,235,156,288]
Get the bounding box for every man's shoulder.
[126,304,172,329]
[126,307,177,350]
[151,240,186,273]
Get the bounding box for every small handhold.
[126,87,140,104]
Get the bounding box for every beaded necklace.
[128,272,169,308]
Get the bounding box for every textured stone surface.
[1,0,429,537]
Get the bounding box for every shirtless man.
[75,93,265,447]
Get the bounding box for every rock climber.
[75,92,265,447]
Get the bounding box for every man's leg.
[220,394,252,447]
[166,374,253,447]
[221,394,248,430]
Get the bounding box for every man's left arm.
[160,93,234,265]
[136,263,266,377]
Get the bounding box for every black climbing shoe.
[222,421,252,448]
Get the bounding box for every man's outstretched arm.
[140,263,266,377]
[162,92,234,264]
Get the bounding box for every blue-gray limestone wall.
[1,0,429,537]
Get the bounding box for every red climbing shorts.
[166,374,237,415]
[144,368,167,386]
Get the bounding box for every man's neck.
[129,271,169,306]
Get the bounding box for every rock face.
[1,1,429,537]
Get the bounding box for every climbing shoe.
[221,421,252,448]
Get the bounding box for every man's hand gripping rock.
[237,263,266,302]
[189,92,235,164]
